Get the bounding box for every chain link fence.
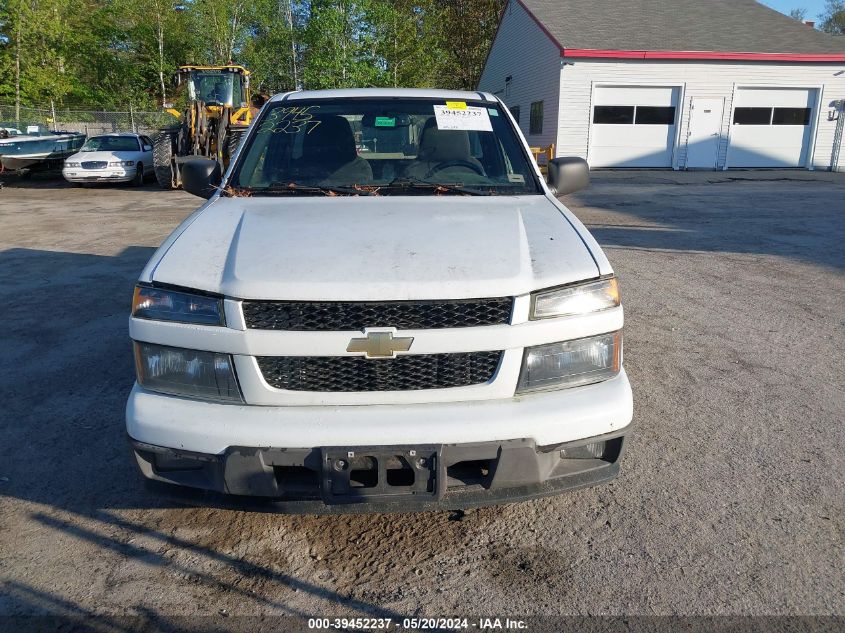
[0,103,177,138]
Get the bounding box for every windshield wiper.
[229,182,371,197]
[382,177,490,196]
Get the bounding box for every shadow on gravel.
[20,510,411,621]
[0,246,164,513]
[4,577,385,631]
[0,246,488,621]
[564,179,845,270]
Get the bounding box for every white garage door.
[589,86,679,168]
[727,88,817,168]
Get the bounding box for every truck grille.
[242,298,513,331]
[81,161,108,169]
[257,352,502,392]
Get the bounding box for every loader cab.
[175,66,250,109]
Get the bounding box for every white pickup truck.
[127,88,632,512]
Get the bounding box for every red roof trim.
[562,48,845,62]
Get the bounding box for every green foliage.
[820,0,845,33]
[0,0,506,109]
[429,0,504,91]
[301,0,382,89]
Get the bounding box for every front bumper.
[63,168,135,182]
[126,370,632,511]
[131,427,629,513]
[126,370,632,454]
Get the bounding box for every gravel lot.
[1,171,843,622]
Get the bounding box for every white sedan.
[63,133,154,186]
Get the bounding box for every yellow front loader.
[154,65,255,189]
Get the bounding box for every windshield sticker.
[507,174,525,183]
[257,105,322,134]
[488,108,499,116]
[434,105,493,132]
[374,116,396,127]
[445,101,467,110]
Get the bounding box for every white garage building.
[478,0,845,170]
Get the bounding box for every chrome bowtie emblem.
[347,331,414,359]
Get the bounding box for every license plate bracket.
[320,445,441,504]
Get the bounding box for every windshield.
[189,72,242,107]
[230,98,541,196]
[81,136,140,152]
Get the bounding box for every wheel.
[226,128,246,165]
[132,164,144,187]
[153,131,176,189]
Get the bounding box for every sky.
[759,0,829,21]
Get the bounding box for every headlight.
[531,277,620,319]
[65,162,80,168]
[109,160,134,167]
[517,331,621,393]
[132,285,224,325]
[134,342,243,403]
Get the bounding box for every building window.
[772,107,811,126]
[635,106,676,125]
[593,105,634,124]
[734,107,812,126]
[510,105,521,124]
[593,105,676,125]
[530,101,544,135]
[734,107,772,125]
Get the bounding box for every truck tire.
[131,163,144,187]
[153,131,176,189]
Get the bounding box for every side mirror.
[143,145,152,152]
[546,157,589,197]
[181,158,222,199]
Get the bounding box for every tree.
[192,0,256,64]
[431,0,505,90]
[369,0,440,88]
[788,8,807,21]
[0,0,511,108]
[105,0,195,108]
[0,0,80,109]
[300,0,381,89]
[241,0,306,93]
[820,0,845,33]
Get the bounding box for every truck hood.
[150,195,599,300]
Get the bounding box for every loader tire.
[226,128,246,164]
[153,131,176,189]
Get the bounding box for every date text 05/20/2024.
[307,617,529,630]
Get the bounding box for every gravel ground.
[0,172,843,622]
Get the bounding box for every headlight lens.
[531,277,620,319]
[132,286,224,325]
[64,161,80,168]
[109,160,135,167]
[517,331,621,393]
[134,342,243,402]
